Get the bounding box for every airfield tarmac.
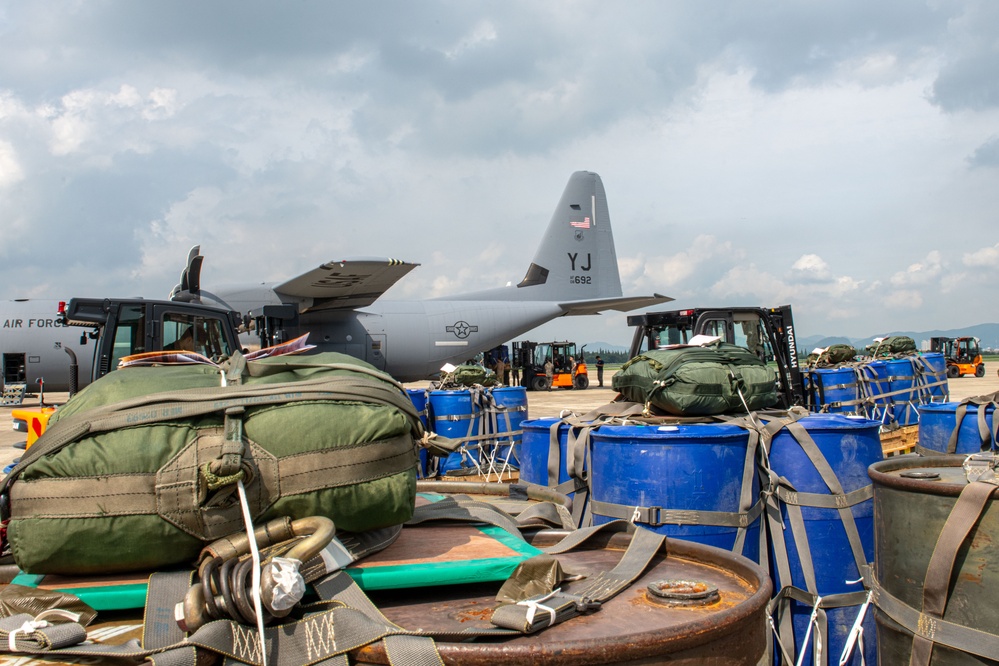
[1,365,997,471]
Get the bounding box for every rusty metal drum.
[350,529,772,665]
[869,455,999,664]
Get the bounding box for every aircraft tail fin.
[449,171,624,303]
[517,170,622,300]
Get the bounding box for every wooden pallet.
[880,424,919,457]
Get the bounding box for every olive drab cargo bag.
[0,352,422,575]
[612,342,779,416]
[806,344,857,367]
[865,335,917,357]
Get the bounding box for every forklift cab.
[639,309,775,363]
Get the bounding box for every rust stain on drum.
[352,535,771,665]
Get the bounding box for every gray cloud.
[968,136,999,168]
[2,1,998,344]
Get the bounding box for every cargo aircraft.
[1,171,670,390]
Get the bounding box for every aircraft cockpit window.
[163,314,232,359]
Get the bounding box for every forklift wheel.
[976,364,985,378]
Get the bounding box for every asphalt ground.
[2,364,998,471]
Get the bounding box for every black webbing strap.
[766,584,872,666]
[405,495,525,538]
[755,410,873,665]
[489,524,666,633]
[810,366,867,414]
[589,497,765,529]
[943,393,999,455]
[143,570,195,650]
[905,479,998,666]
[867,570,999,663]
[911,354,949,404]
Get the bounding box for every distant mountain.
[589,323,999,358]
[849,323,999,351]
[585,341,630,353]
[798,335,853,352]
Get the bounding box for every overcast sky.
[1,1,997,347]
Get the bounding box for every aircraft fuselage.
[0,300,95,392]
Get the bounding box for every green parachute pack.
[1,352,422,575]
[612,342,779,416]
[865,335,917,357]
[806,344,857,367]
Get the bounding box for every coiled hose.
[179,515,336,631]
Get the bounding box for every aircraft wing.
[274,257,420,312]
[558,293,674,316]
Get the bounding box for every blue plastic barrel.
[917,401,996,455]
[406,388,430,477]
[766,413,882,666]
[885,357,919,426]
[587,423,761,563]
[520,417,589,525]
[916,352,948,402]
[858,360,891,423]
[487,386,527,472]
[429,389,480,475]
[429,387,526,476]
[807,367,861,414]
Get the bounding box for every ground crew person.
[595,355,605,387]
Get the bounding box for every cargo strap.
[868,479,999,664]
[855,363,892,424]
[589,410,766,548]
[0,514,665,664]
[764,585,873,665]
[809,368,863,414]
[545,402,648,526]
[935,392,999,455]
[432,387,524,476]
[755,410,873,666]
[911,355,949,404]
[808,363,873,414]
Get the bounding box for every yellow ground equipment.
[11,406,56,449]
[512,340,589,390]
[929,336,984,378]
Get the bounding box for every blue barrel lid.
[589,422,750,442]
[918,401,991,415]
[780,413,880,431]
[522,417,563,430]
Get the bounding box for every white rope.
[237,479,268,666]
[838,590,873,666]
[517,588,560,628]
[795,594,823,666]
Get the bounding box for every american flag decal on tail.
[570,217,590,229]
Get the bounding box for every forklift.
[512,340,588,390]
[626,305,806,409]
[929,336,984,378]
